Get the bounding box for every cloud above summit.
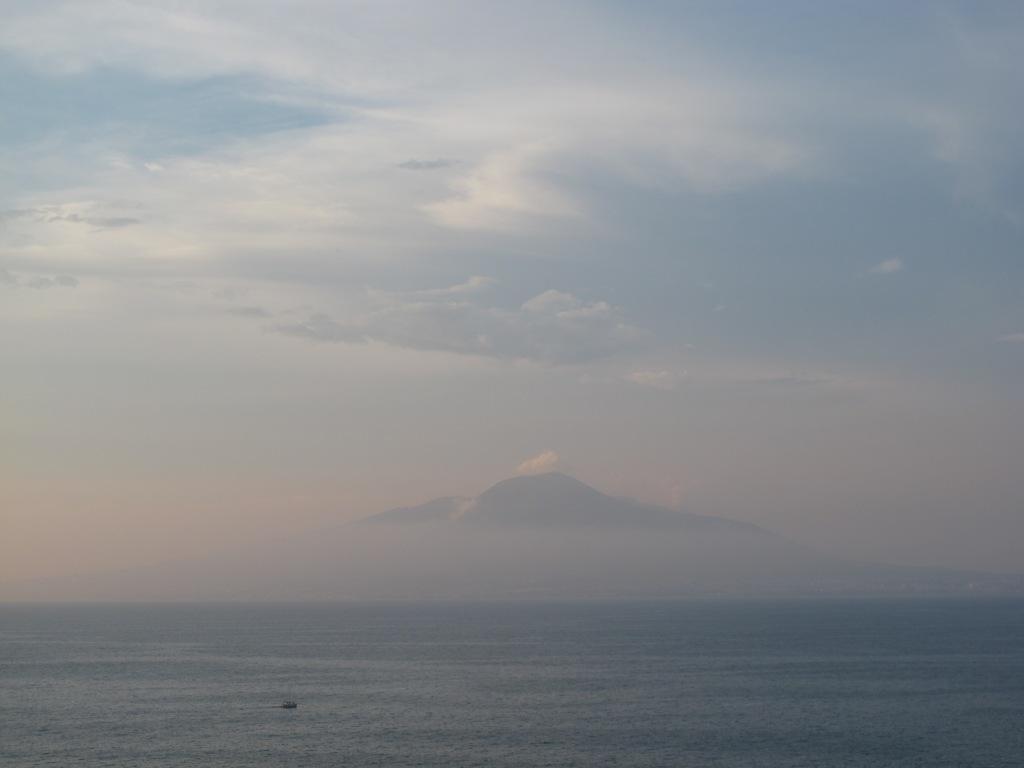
[517,450,560,476]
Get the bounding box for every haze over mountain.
[5,2,1024,588]
[5,473,1020,601]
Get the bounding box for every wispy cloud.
[275,284,647,364]
[273,313,368,345]
[372,276,497,301]
[1,270,79,289]
[424,142,583,231]
[0,2,816,252]
[398,158,458,171]
[626,369,683,391]
[2,206,140,229]
[226,305,273,318]
[997,333,1024,344]
[869,258,905,275]
[517,449,560,475]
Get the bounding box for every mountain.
[360,473,766,533]
[4,473,1022,601]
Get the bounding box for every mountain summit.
[475,472,610,522]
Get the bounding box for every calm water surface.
[2,600,1023,767]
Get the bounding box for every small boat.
[280,701,298,709]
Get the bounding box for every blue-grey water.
[2,600,1023,767]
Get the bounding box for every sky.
[2,0,1023,585]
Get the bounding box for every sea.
[2,599,1023,767]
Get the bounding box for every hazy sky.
[3,0,1023,584]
